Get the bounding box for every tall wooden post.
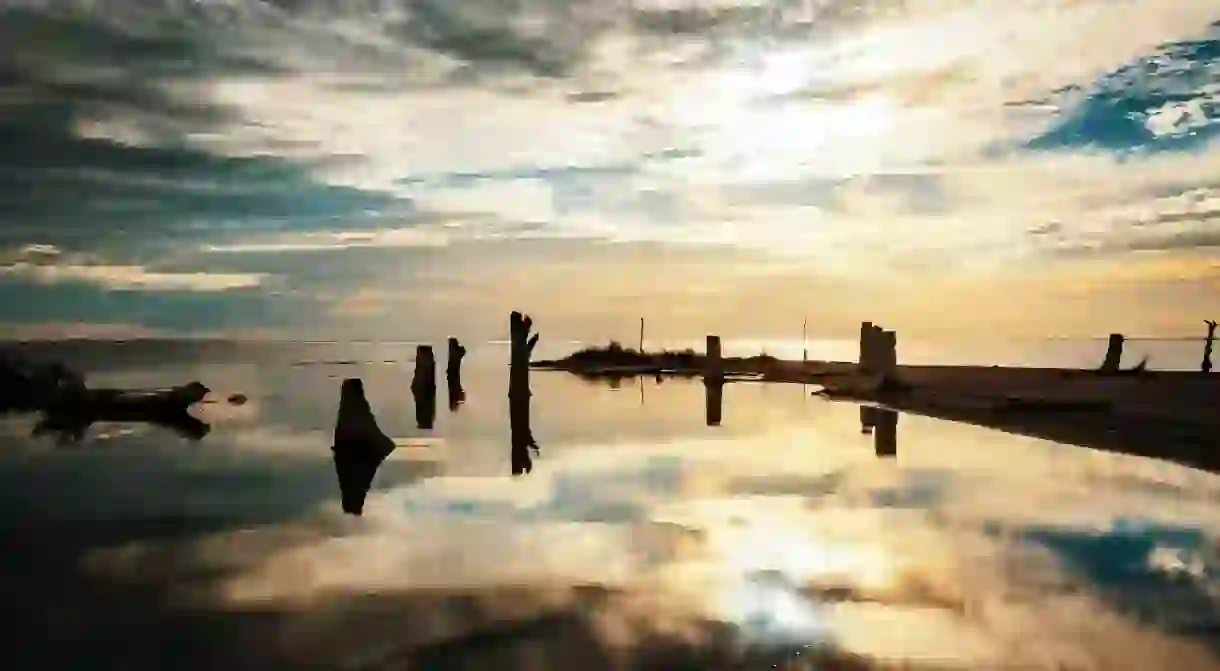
[1203,320,1217,373]
[411,345,436,430]
[446,337,467,411]
[1099,333,1124,373]
[859,321,873,372]
[509,311,540,475]
[704,334,724,427]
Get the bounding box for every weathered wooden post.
[1099,333,1124,373]
[411,345,436,430]
[859,321,873,372]
[509,311,540,475]
[446,337,467,411]
[705,334,724,427]
[874,408,897,458]
[1203,321,1217,373]
[331,378,396,516]
[879,329,897,379]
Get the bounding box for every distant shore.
[533,343,1220,473]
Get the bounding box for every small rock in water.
[227,393,248,406]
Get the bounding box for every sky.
[0,0,1218,343]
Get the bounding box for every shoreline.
[533,353,1220,472]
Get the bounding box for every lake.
[3,340,1220,669]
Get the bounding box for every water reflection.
[446,338,467,413]
[411,345,438,430]
[860,406,898,458]
[705,379,723,427]
[32,405,210,444]
[4,343,1220,669]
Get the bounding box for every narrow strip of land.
[533,347,1220,472]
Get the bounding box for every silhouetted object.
[33,403,210,444]
[860,405,877,434]
[705,335,724,382]
[446,337,467,411]
[1204,320,1217,373]
[858,323,899,385]
[509,311,541,475]
[858,321,874,373]
[1099,333,1125,373]
[0,352,87,411]
[705,378,723,427]
[874,408,898,458]
[28,381,211,445]
[332,378,396,516]
[411,345,437,430]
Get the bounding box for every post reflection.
[705,379,724,427]
[32,406,210,444]
[411,345,437,430]
[446,337,467,412]
[874,408,898,458]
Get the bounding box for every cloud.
[0,244,265,292]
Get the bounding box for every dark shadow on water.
[332,378,396,516]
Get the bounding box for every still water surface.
[3,342,1220,669]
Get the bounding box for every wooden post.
[879,329,897,378]
[705,334,723,381]
[446,337,467,411]
[1099,333,1124,373]
[331,378,395,516]
[411,345,436,430]
[859,321,872,372]
[639,317,645,352]
[1203,320,1217,373]
[509,311,540,475]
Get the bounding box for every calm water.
[4,341,1220,669]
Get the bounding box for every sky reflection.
[3,346,1220,668]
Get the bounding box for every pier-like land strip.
[532,337,1220,473]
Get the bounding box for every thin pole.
[802,317,808,362]
[639,317,645,352]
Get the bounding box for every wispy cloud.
[0,244,265,292]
